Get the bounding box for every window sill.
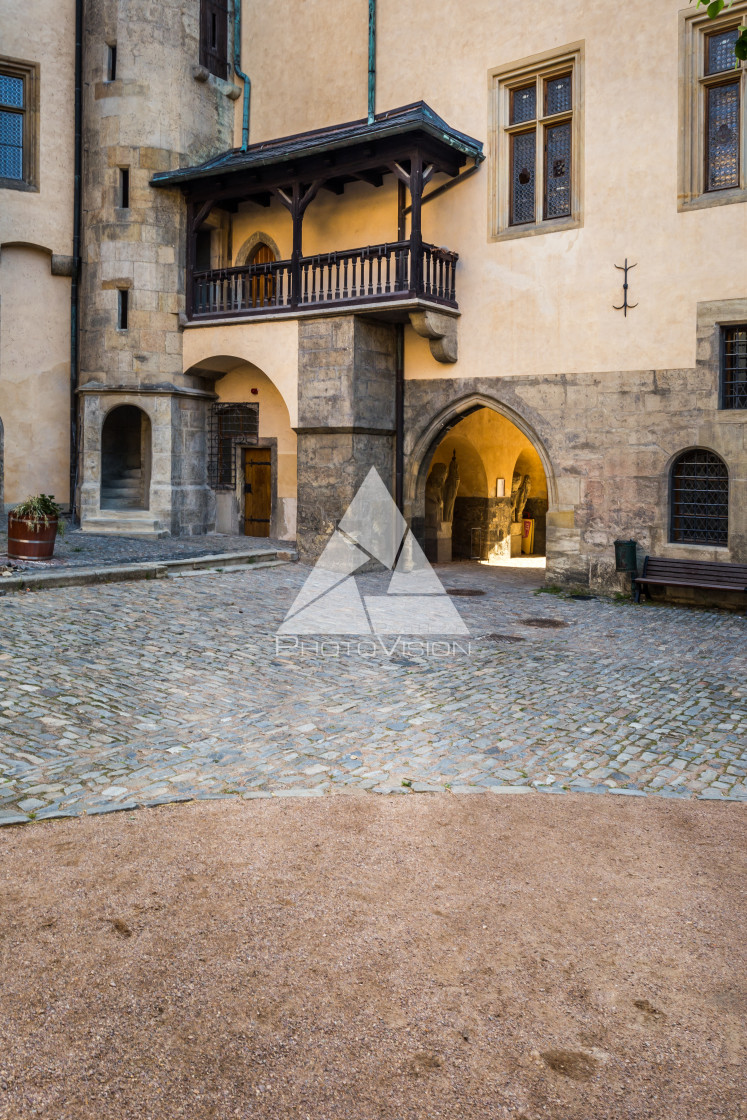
[490,215,581,242]
[0,176,38,193]
[678,187,747,212]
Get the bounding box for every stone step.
[80,511,168,539]
[102,480,141,491]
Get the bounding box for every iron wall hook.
[613,259,638,316]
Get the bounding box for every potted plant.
[7,494,65,561]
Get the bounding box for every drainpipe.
[233,0,250,150]
[395,323,404,512]
[368,0,376,124]
[69,0,83,521]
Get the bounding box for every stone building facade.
[1,0,745,595]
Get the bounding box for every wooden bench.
[634,556,747,603]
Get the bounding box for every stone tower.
[77,0,238,535]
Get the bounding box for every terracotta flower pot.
[7,513,59,561]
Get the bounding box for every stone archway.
[100,405,152,510]
[406,393,557,562]
[234,231,282,267]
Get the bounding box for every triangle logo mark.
[278,468,470,636]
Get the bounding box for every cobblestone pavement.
[0,524,292,570]
[0,561,745,823]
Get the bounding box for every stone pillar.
[296,316,397,559]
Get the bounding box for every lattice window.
[670,449,729,546]
[0,59,37,188]
[721,325,747,409]
[491,45,582,237]
[679,7,746,209]
[505,69,574,226]
[209,403,259,489]
[200,0,230,80]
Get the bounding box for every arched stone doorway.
[100,405,151,510]
[407,397,555,563]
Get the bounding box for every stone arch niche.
[100,405,152,510]
[407,394,556,561]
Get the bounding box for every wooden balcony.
[190,239,458,321]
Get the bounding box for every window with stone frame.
[0,57,38,191]
[679,4,747,210]
[490,43,583,239]
[670,449,729,546]
[721,324,747,409]
[199,0,230,80]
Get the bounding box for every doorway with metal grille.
[243,448,272,537]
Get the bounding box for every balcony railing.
[190,239,458,321]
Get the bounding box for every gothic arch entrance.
[100,405,151,510]
[407,396,555,562]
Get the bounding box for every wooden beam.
[191,199,215,232]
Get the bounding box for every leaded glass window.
[721,325,747,409]
[545,74,571,116]
[511,85,536,125]
[505,69,573,227]
[699,22,744,195]
[707,27,740,74]
[706,81,740,189]
[544,121,571,218]
[511,132,535,224]
[0,71,24,181]
[670,450,728,546]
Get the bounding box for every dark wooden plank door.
[243,449,272,537]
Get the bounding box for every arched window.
[670,449,728,546]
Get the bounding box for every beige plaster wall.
[0,0,75,506]
[0,0,75,253]
[0,247,71,503]
[240,0,746,382]
[215,364,297,501]
[429,408,547,502]
[183,319,300,425]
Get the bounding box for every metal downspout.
[368,0,376,124]
[69,0,83,521]
[233,0,250,150]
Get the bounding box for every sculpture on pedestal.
[424,452,460,562]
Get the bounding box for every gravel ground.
[0,793,744,1120]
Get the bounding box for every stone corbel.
[408,309,458,364]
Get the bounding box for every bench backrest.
[642,556,747,588]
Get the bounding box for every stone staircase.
[100,467,143,509]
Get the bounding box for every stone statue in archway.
[511,471,531,523]
[442,451,460,523]
[425,462,448,528]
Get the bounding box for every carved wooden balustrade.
[190,239,458,320]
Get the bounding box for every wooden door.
[243,448,272,537]
[248,242,275,308]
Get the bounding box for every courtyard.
[0,560,745,820]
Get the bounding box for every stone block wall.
[404,300,747,591]
[295,315,397,559]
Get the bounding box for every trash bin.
[614,539,637,573]
[521,518,535,555]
